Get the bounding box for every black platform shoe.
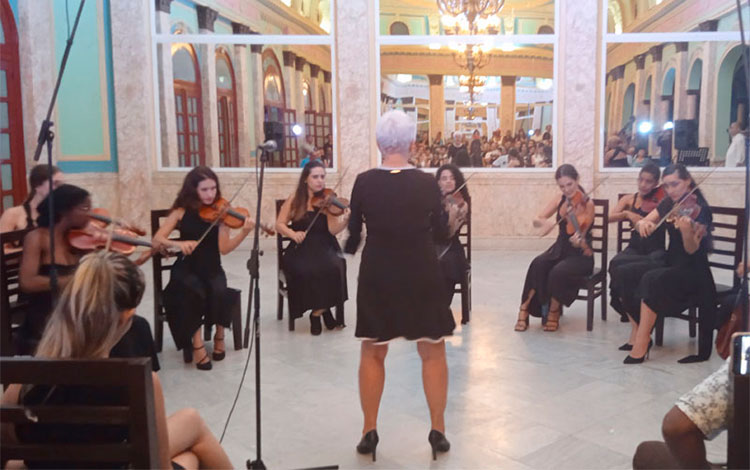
[356,430,379,462]
[428,430,450,460]
[310,314,322,336]
[322,309,337,330]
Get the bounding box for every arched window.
[262,49,299,166]
[662,67,675,123]
[0,0,26,211]
[216,49,238,167]
[390,21,409,35]
[172,44,205,167]
[302,80,312,111]
[687,59,703,124]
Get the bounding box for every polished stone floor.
[140,242,728,469]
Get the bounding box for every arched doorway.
[661,67,675,124]
[216,48,238,167]
[687,59,702,127]
[172,43,205,167]
[262,48,298,166]
[716,46,747,158]
[0,0,26,212]
[390,21,409,35]
[622,83,636,130]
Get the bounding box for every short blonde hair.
[376,110,416,156]
[36,251,145,359]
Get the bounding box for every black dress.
[164,209,232,351]
[281,210,347,319]
[345,168,456,342]
[637,197,716,335]
[521,196,594,319]
[448,143,470,167]
[19,264,160,370]
[608,193,667,319]
[469,139,483,167]
[437,199,468,304]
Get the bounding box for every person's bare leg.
[213,325,225,354]
[192,330,209,366]
[544,298,561,331]
[515,289,535,330]
[359,341,388,434]
[627,315,638,345]
[417,341,448,433]
[167,408,233,469]
[631,302,657,358]
[662,406,711,468]
[171,451,199,470]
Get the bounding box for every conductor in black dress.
[345,110,455,462]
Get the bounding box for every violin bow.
[648,166,719,232]
[437,173,477,260]
[301,164,352,237]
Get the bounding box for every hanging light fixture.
[438,0,505,35]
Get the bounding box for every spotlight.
[292,124,303,136]
[662,121,674,131]
[638,121,653,134]
[528,129,534,136]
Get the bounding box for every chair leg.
[336,302,345,327]
[277,291,284,320]
[688,306,697,338]
[586,285,594,331]
[600,283,607,321]
[154,312,164,353]
[289,311,295,331]
[461,277,470,324]
[655,316,664,347]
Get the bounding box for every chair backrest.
[0,357,159,468]
[591,199,610,273]
[275,199,292,268]
[1,229,30,356]
[150,209,179,314]
[708,206,745,289]
[615,193,633,254]
[458,199,471,264]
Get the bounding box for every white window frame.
[374,0,561,173]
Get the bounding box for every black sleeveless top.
[176,208,222,277]
[627,191,666,255]
[552,194,594,258]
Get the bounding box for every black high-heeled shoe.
[623,339,653,364]
[310,314,322,336]
[356,429,379,462]
[212,334,225,361]
[194,345,212,371]
[322,309,337,330]
[618,343,633,351]
[428,430,450,460]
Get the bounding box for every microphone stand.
[30,0,86,296]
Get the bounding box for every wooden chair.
[275,199,345,331]
[0,357,159,468]
[150,209,243,352]
[572,199,609,331]
[615,193,633,254]
[1,229,30,356]
[654,206,745,349]
[451,200,472,324]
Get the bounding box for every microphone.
[258,140,278,152]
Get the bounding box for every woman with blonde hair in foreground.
[1,251,233,469]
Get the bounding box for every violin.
[561,188,594,256]
[67,223,153,256]
[634,186,666,214]
[311,188,349,216]
[88,208,146,236]
[199,198,275,235]
[665,193,703,227]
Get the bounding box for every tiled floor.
[143,242,728,469]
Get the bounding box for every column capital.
[698,19,719,32]
[232,21,251,35]
[675,42,689,53]
[196,5,218,32]
[295,56,307,72]
[428,74,443,86]
[612,64,625,80]
[323,70,331,83]
[154,0,172,14]
[649,45,663,62]
[501,75,516,86]
[309,63,320,77]
[283,50,297,67]
[634,53,647,70]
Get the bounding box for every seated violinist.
[626,164,715,364]
[435,164,469,309]
[275,160,349,335]
[514,164,594,332]
[608,163,667,328]
[18,184,158,366]
[153,166,254,370]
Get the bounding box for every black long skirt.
[609,248,666,321]
[163,259,232,351]
[639,266,716,320]
[521,244,593,318]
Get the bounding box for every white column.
[249,44,265,159]
[282,51,297,112]
[197,6,219,167]
[155,1,178,167]
[699,43,717,157]
[310,64,321,112]
[294,55,307,128]
[648,45,664,156]
[633,54,648,123]
[428,75,445,142]
[109,0,156,225]
[673,42,690,121]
